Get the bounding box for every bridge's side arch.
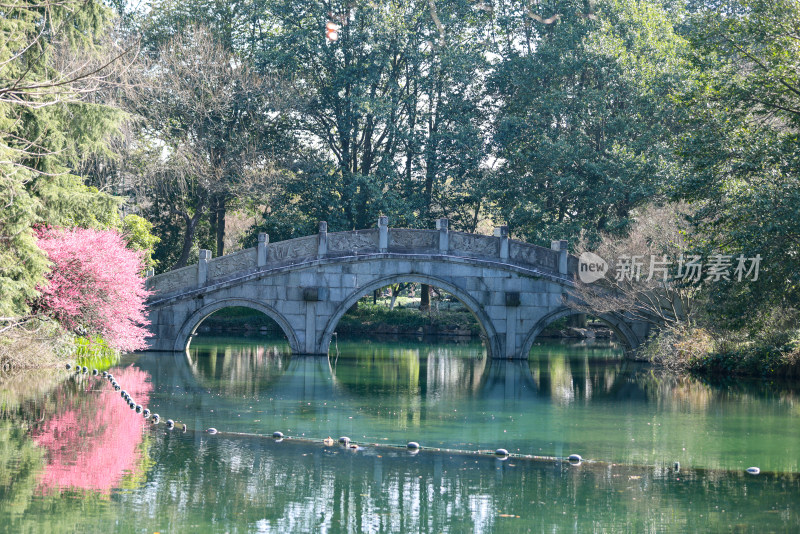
[319,274,502,358]
[172,298,301,353]
[519,306,640,357]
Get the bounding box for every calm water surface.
[1,336,799,532]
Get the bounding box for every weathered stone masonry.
[145,218,650,359]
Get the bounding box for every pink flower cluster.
[32,366,153,494]
[34,227,152,352]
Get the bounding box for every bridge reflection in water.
[134,337,642,451]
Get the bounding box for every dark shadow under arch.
[173,298,301,353]
[319,274,501,358]
[520,307,638,358]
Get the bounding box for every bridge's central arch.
[145,219,651,359]
[320,274,500,359]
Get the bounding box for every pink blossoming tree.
[33,227,152,352]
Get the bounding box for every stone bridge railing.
[146,217,577,300]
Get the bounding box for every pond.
[1,337,799,532]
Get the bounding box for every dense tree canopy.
[0,0,126,316]
[3,0,800,358]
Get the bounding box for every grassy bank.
[0,319,120,376]
[643,327,800,379]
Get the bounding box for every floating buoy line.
[64,362,770,477]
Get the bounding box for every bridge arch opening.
[520,307,639,358]
[173,298,301,353]
[320,275,502,358]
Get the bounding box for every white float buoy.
[273,431,284,439]
[166,419,175,429]
[568,454,582,463]
[407,442,420,450]
[338,436,350,445]
[495,448,509,458]
[746,467,760,475]
[207,428,218,435]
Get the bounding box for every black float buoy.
[206,428,218,435]
[273,431,284,439]
[92,369,99,376]
[120,390,127,398]
[142,409,150,419]
[102,371,108,378]
[674,461,680,472]
[82,366,88,374]
[114,385,120,391]
[128,401,136,409]
[65,363,72,370]
[407,442,420,450]
[151,414,160,424]
[166,419,175,429]
[135,405,142,413]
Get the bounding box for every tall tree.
[490,0,687,245]
[126,27,292,269]
[674,0,800,326]
[250,0,494,237]
[0,0,127,317]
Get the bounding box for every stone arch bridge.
[145,218,650,359]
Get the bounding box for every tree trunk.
[390,285,399,311]
[173,210,203,269]
[216,199,227,257]
[419,284,430,311]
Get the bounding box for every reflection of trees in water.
[187,341,291,396]
[528,344,639,405]
[105,434,800,533]
[31,367,153,494]
[329,343,487,430]
[0,367,154,531]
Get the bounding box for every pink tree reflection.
[33,366,153,494]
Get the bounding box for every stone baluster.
[318,221,328,258]
[551,239,568,275]
[257,232,269,267]
[494,225,509,260]
[198,249,211,285]
[436,218,449,254]
[378,216,388,252]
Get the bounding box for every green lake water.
[1,336,799,532]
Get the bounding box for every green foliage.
[0,1,125,316]
[122,215,160,270]
[72,336,120,369]
[338,301,481,335]
[674,0,800,326]
[490,0,688,246]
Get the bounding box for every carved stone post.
[436,218,449,254]
[378,216,388,252]
[494,225,509,260]
[257,233,269,267]
[551,239,568,275]
[318,221,328,258]
[198,249,211,285]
